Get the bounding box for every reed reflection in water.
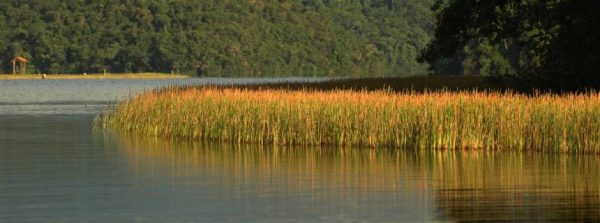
[433,151,600,221]
[110,134,600,222]
[108,134,435,222]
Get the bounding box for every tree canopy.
[420,0,600,90]
[0,0,434,77]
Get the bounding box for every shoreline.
[0,73,190,80]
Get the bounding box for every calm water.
[1,78,599,222]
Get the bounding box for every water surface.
[1,78,599,222]
[0,78,323,115]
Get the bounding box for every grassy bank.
[100,85,600,153]
[0,72,189,80]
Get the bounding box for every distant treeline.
[0,0,434,77]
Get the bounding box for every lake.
[1,78,599,222]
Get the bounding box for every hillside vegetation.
[0,0,433,77]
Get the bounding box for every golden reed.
[99,87,600,153]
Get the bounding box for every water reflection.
[112,134,600,222]
[109,134,435,222]
[432,151,600,221]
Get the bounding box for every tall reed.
[101,87,600,153]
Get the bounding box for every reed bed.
[100,87,600,153]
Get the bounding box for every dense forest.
[422,0,600,90]
[0,0,435,77]
[3,0,596,87]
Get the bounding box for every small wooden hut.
[11,56,28,74]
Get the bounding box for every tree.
[420,0,600,90]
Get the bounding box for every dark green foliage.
[0,0,433,77]
[229,75,491,92]
[421,0,600,90]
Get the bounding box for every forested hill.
[0,0,434,77]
